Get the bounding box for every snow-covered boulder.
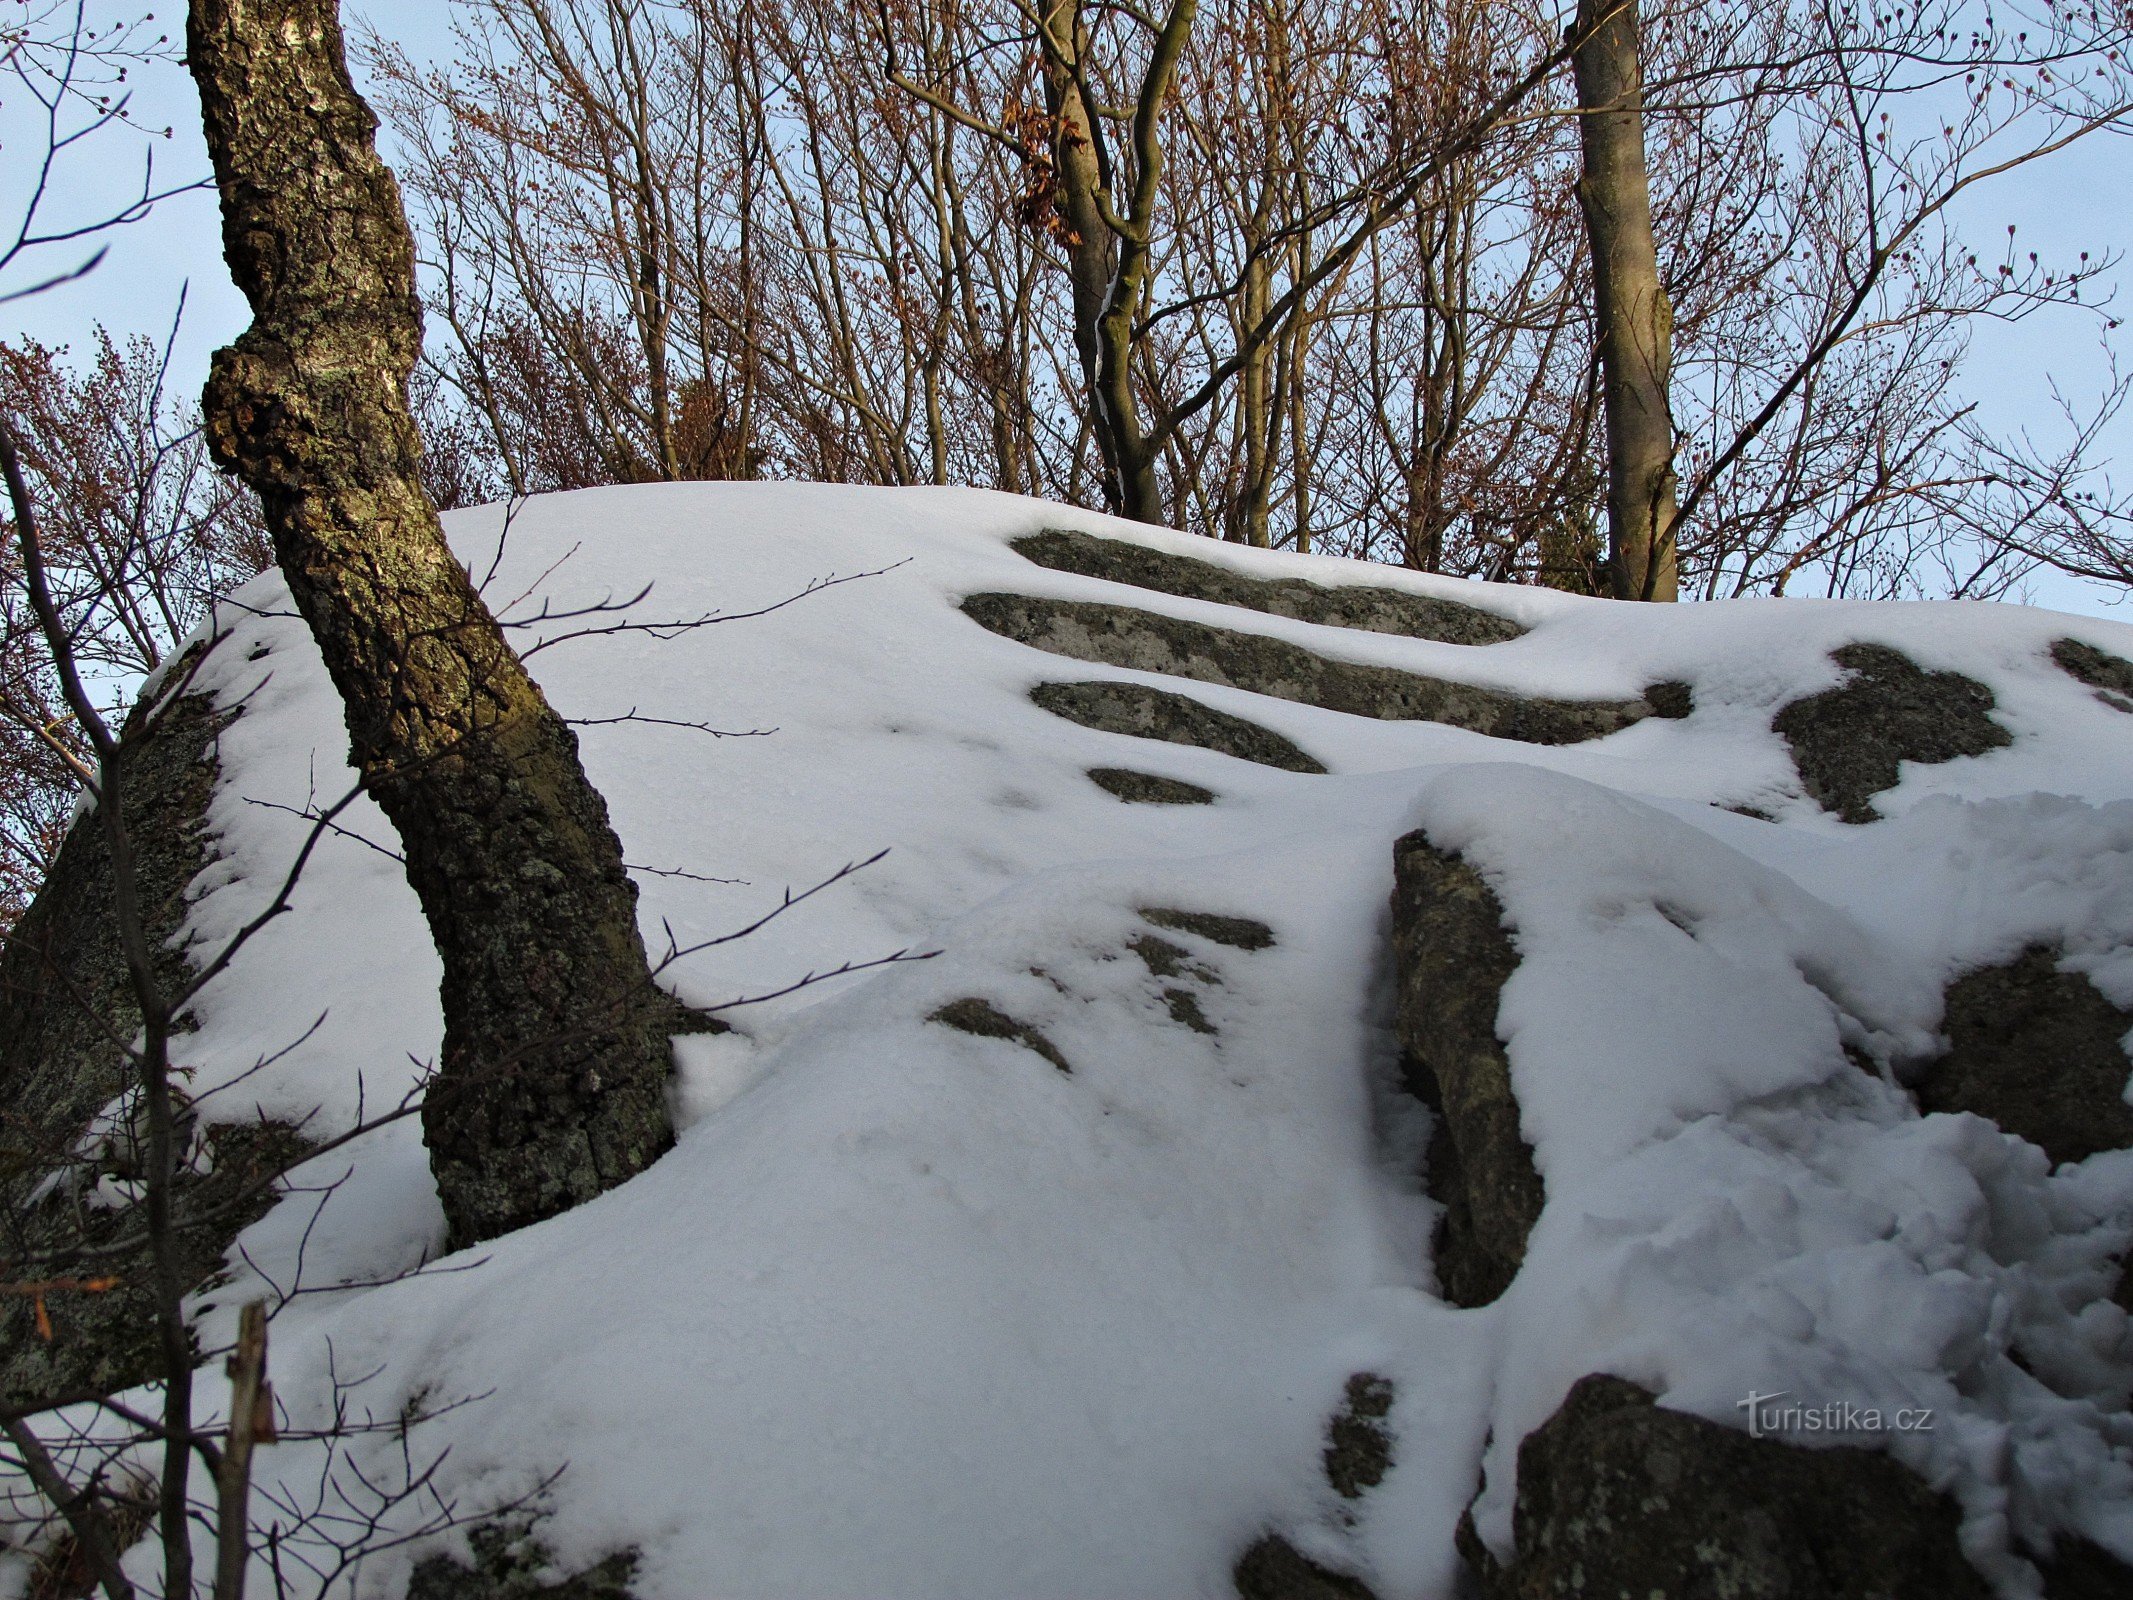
[6,484,2133,1598]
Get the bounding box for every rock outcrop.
[928,997,1073,1074]
[1031,681,1327,773]
[1233,1535,1380,1600]
[406,1517,638,1599]
[974,593,1676,745]
[1773,644,2011,823]
[1460,1374,1992,1600]
[2053,637,2133,713]
[1914,946,2133,1167]
[1012,527,1525,645]
[0,671,305,1410]
[1,679,226,1177]
[1388,833,1540,1307]
[1087,767,1216,804]
[1323,1373,1395,1502]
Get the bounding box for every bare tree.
[0,315,268,934]
[185,0,703,1250]
[1574,0,1679,600]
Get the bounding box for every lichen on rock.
[2052,636,2133,714]
[1914,945,2133,1167]
[1460,1374,1993,1600]
[1031,681,1327,774]
[927,997,1072,1074]
[1087,767,1217,804]
[974,593,1665,745]
[1388,833,1540,1307]
[1772,643,2011,823]
[1011,526,1525,645]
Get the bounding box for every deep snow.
[10,483,2133,1598]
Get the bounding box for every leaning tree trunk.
[188,0,680,1248]
[1574,0,1679,602]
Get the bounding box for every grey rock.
[1773,643,2011,824]
[1031,681,1327,774]
[1462,1374,1993,1600]
[1390,833,1539,1307]
[927,997,1072,1074]
[973,594,1667,745]
[2052,637,2133,715]
[1087,767,1217,804]
[0,667,309,1410]
[1012,526,1525,645]
[1137,907,1275,950]
[1915,946,2133,1167]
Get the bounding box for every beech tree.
[1573,0,1678,601]
[185,0,692,1249]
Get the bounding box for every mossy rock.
[1389,834,1539,1307]
[1032,681,1327,774]
[1087,767,1216,805]
[1013,527,1524,645]
[1914,946,2133,1167]
[973,594,1666,745]
[1772,644,2011,823]
[1460,1374,1993,1600]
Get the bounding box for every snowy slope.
[28,484,2133,1597]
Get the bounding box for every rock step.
[970,592,1681,745]
[1031,681,1327,774]
[1012,526,1525,645]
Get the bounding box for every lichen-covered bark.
[185,0,680,1247]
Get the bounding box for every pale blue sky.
[3,1,2126,617]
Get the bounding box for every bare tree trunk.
[1574,0,1678,601]
[187,0,680,1249]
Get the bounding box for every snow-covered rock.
[8,483,2133,1598]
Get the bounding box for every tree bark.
[1573,0,1679,601]
[187,0,682,1248]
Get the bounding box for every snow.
[10,482,2133,1597]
